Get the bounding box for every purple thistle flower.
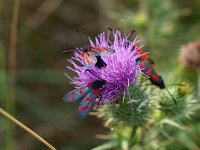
[65,30,141,105]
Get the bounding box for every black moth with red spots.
[136,55,177,106]
[82,46,115,69]
[139,59,165,89]
[63,79,107,119]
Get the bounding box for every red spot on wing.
[135,47,151,61]
[70,96,74,101]
[140,62,145,69]
[98,48,103,53]
[91,98,95,102]
[83,52,93,63]
[153,75,159,82]
[86,97,95,102]
[70,91,76,101]
[79,107,84,112]
[85,105,89,110]
[87,83,93,87]
[79,105,90,111]
[146,68,152,76]
[94,89,101,95]
[105,48,109,53]
[80,88,83,94]
[91,46,96,50]
[86,98,90,101]
[104,48,109,55]
[140,55,150,61]
[83,52,87,56]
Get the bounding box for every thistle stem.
[0,107,56,150]
[128,127,137,148]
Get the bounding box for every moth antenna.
[166,88,177,107]
[75,28,85,47]
[85,69,119,88]
[127,29,136,39]
[107,26,113,32]
[61,49,75,54]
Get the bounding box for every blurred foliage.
[0,0,200,149]
[96,79,199,150]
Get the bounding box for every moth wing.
[83,52,97,68]
[136,49,154,64]
[97,48,115,57]
[141,61,160,83]
[78,89,98,119]
[63,87,90,103]
[141,61,153,77]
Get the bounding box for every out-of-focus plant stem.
[7,0,20,149]
[0,1,7,148]
[198,73,200,100]
[0,3,7,106]
[128,127,137,149]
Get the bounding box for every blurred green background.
[0,0,200,149]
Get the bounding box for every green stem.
[7,0,20,149]
[0,1,7,149]
[0,4,7,106]
[128,127,137,149]
[198,73,200,100]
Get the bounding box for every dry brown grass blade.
[0,107,57,150]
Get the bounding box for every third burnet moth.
[120,29,177,106]
[132,45,177,106]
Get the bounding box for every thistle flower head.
[179,40,200,70]
[66,30,141,104]
[98,83,153,127]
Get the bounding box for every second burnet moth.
[63,69,118,119]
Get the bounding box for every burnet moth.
[134,48,178,106]
[63,29,115,69]
[139,60,178,106]
[122,29,178,106]
[63,69,118,119]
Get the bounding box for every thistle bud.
[179,40,200,70]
